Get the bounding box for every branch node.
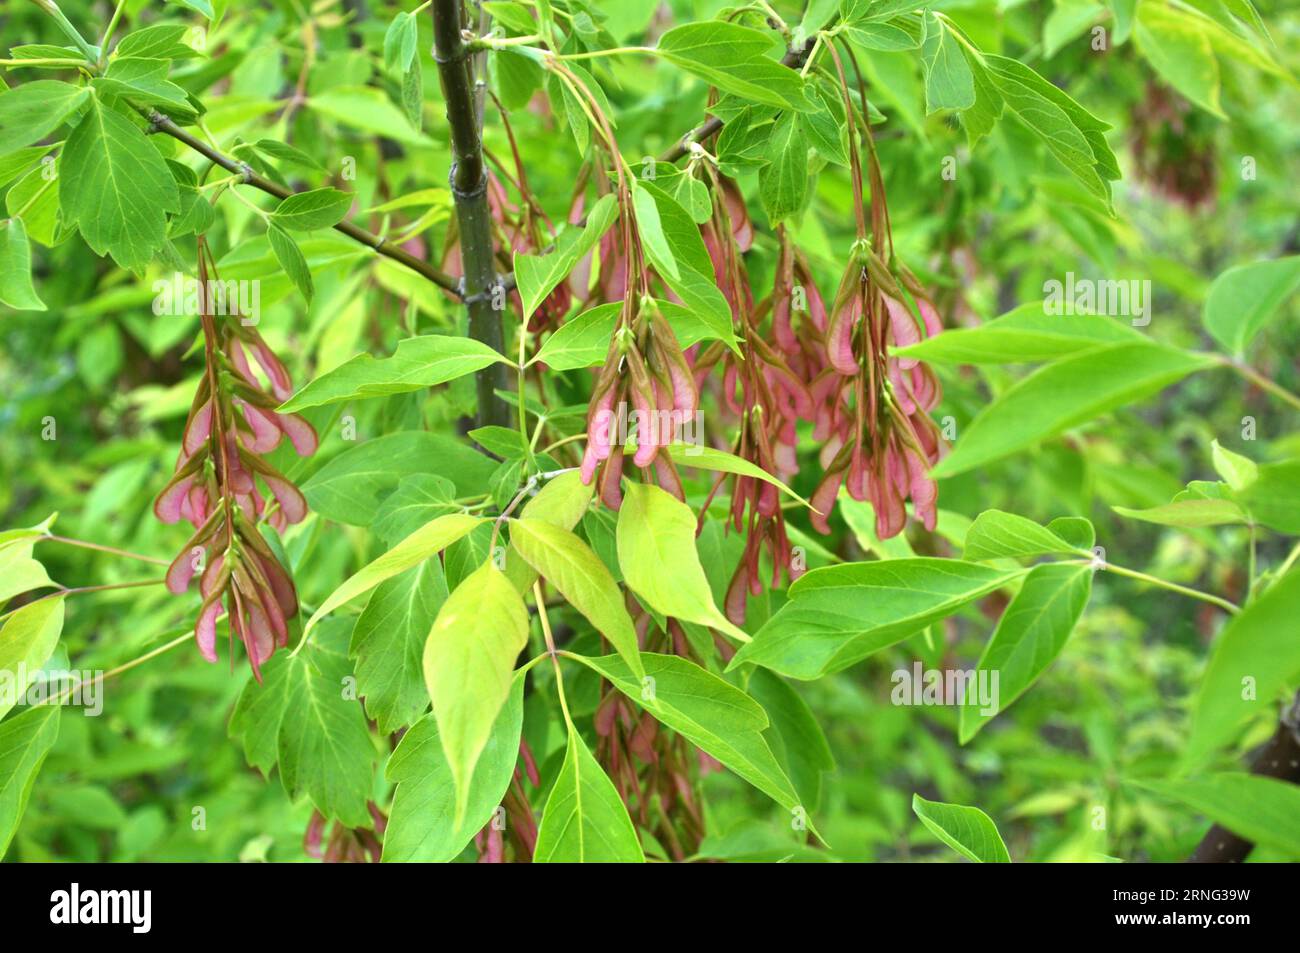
[449,165,488,201]
[461,277,503,307]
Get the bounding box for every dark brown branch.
[146,112,462,297]
[432,0,511,429]
[659,45,813,162]
[1189,692,1300,862]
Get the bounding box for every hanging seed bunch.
[580,295,698,507]
[1130,80,1218,210]
[154,238,318,676]
[804,45,947,541]
[588,608,717,859]
[477,738,541,862]
[691,170,817,624]
[551,63,700,509]
[303,804,386,863]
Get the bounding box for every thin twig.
[146,111,462,296]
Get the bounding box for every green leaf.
[511,518,642,679]
[1202,256,1300,355]
[1185,567,1300,767]
[531,303,619,369]
[960,45,1004,146]
[6,164,60,247]
[894,303,1146,364]
[502,470,593,594]
[731,558,1022,679]
[402,58,423,129]
[573,653,806,818]
[168,0,214,18]
[308,86,430,146]
[636,183,736,348]
[0,540,56,605]
[301,431,496,524]
[0,705,61,858]
[758,111,808,224]
[383,11,418,72]
[535,726,645,862]
[269,187,355,231]
[664,443,814,510]
[912,794,1010,862]
[229,623,375,826]
[1209,439,1258,492]
[372,474,459,546]
[1134,2,1224,118]
[0,146,50,189]
[423,563,529,823]
[514,192,617,320]
[631,180,679,281]
[0,81,89,155]
[59,97,180,270]
[279,335,508,412]
[657,22,809,111]
[0,597,65,721]
[1241,461,1300,534]
[617,483,750,644]
[799,86,848,166]
[494,48,544,111]
[114,24,200,60]
[350,559,447,734]
[484,0,539,34]
[470,425,530,460]
[250,138,325,172]
[383,675,523,862]
[94,57,195,117]
[304,513,484,636]
[1136,774,1300,858]
[983,54,1117,204]
[1113,498,1248,527]
[0,218,45,311]
[1042,2,1106,57]
[747,668,835,812]
[845,12,927,51]
[266,223,313,302]
[932,343,1215,478]
[920,16,974,113]
[959,563,1093,742]
[963,510,1090,561]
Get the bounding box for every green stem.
[31,0,100,62]
[37,630,192,708]
[41,534,170,566]
[550,45,653,60]
[145,111,462,294]
[1247,522,1258,602]
[99,0,128,62]
[0,57,86,67]
[1094,560,1241,615]
[1222,356,1300,412]
[1275,540,1300,580]
[534,581,574,727]
[0,578,165,624]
